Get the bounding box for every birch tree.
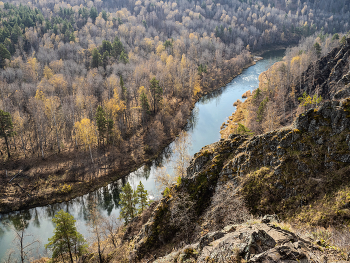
[74,118,97,163]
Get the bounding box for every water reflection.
[0,226,4,238]
[33,208,40,228]
[152,145,173,168]
[185,107,199,132]
[0,52,285,260]
[199,87,225,103]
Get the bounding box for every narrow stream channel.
[0,50,285,260]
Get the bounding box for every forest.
[1,0,350,205]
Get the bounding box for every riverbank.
[0,55,257,214]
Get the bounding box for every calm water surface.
[0,50,284,260]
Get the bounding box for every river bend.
[0,50,284,260]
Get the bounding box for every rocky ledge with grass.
[154,219,346,263]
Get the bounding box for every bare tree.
[172,131,192,178]
[101,215,122,248]
[88,201,106,263]
[6,219,40,263]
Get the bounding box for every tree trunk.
[97,232,103,263]
[20,231,24,263]
[4,133,10,158]
[52,110,60,153]
[20,131,26,158]
[89,145,94,164]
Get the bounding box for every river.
[0,50,284,260]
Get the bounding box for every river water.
[0,50,284,260]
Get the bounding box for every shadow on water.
[261,49,286,59]
[33,208,40,228]
[185,107,199,132]
[0,226,4,238]
[102,186,114,215]
[152,143,173,168]
[198,87,225,104]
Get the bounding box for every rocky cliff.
[127,97,350,262]
[296,38,350,101]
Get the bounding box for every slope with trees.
[221,33,349,138]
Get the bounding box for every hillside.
[1,0,350,213]
[90,40,350,263]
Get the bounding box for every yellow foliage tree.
[74,118,97,163]
[291,55,301,65]
[43,65,54,79]
[26,57,39,82]
[104,89,126,121]
[105,75,120,99]
[35,89,45,101]
[166,55,174,70]
[44,96,61,152]
[180,54,187,71]
[72,76,85,95]
[193,75,202,96]
[49,74,68,96]
[156,43,164,56]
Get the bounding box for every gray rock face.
[295,38,350,101]
[153,223,335,263]
[220,98,350,182]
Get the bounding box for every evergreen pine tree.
[119,182,137,224]
[340,36,347,45]
[111,37,124,58]
[10,23,22,44]
[313,42,322,57]
[0,109,15,158]
[91,48,101,68]
[119,50,129,64]
[45,210,87,263]
[102,10,108,21]
[102,51,109,70]
[140,90,150,113]
[120,75,127,101]
[89,6,98,23]
[0,43,11,68]
[150,77,163,114]
[95,106,107,145]
[136,181,149,214]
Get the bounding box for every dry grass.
[199,181,252,234]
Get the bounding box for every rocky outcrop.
[154,222,343,263]
[297,38,350,100]
[130,98,350,261]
